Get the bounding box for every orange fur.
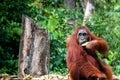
[66,26,112,80]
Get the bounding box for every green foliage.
[0,0,29,74]
[0,0,120,75]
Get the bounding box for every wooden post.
[18,15,50,77]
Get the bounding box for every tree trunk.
[64,0,75,8]
[18,15,50,77]
[82,0,95,26]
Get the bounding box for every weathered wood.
[30,29,50,76]
[18,15,34,77]
[18,15,50,77]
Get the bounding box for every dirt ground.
[0,74,120,80]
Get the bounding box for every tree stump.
[18,15,50,77]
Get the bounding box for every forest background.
[0,0,120,75]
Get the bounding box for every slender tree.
[82,0,95,26]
